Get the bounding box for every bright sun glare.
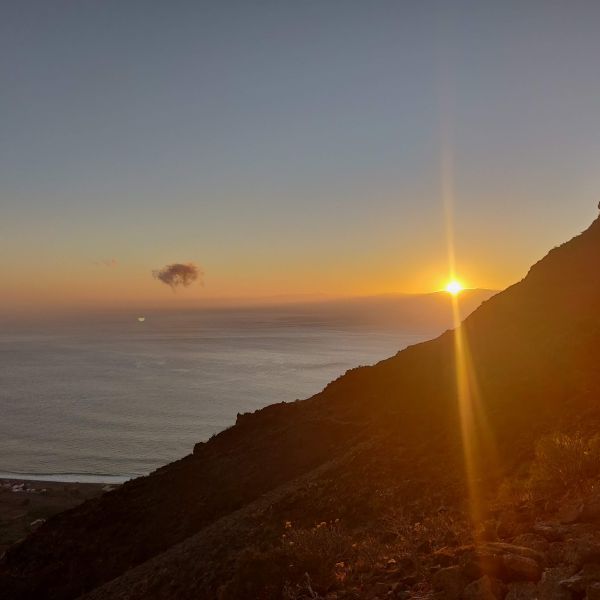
[445,280,464,295]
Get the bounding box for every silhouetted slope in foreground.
[2,216,600,599]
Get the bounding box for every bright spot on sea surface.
[137,316,146,322]
[445,280,464,296]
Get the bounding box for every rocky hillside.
[2,215,600,599]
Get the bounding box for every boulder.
[462,549,504,581]
[580,499,600,523]
[587,582,600,600]
[505,582,537,600]
[537,567,575,600]
[502,553,542,582]
[512,533,550,555]
[433,546,460,567]
[485,543,545,564]
[562,537,600,568]
[557,503,584,525]
[533,523,568,542]
[460,544,544,583]
[462,575,505,600]
[560,563,600,594]
[433,566,469,600]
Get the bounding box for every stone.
[460,546,507,581]
[562,537,600,569]
[29,518,45,529]
[560,563,600,594]
[505,582,537,600]
[557,503,584,525]
[512,533,550,555]
[395,555,416,572]
[533,523,568,542]
[496,512,529,540]
[537,567,575,600]
[373,581,390,595]
[588,582,600,600]
[485,542,546,564]
[432,566,469,599]
[433,547,460,567]
[462,575,505,600]
[546,542,566,567]
[580,499,600,523]
[502,553,542,582]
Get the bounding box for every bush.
[530,432,600,493]
[380,507,470,555]
[221,512,470,599]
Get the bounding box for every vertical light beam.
[440,109,496,534]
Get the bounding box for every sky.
[2,1,600,313]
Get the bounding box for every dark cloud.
[152,262,203,290]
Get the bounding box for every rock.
[512,533,550,555]
[485,542,546,564]
[433,566,469,599]
[588,582,600,600]
[29,518,45,529]
[462,544,544,583]
[534,523,568,542]
[496,511,530,539]
[563,538,600,568]
[546,542,567,567]
[505,582,537,599]
[462,575,505,599]
[502,553,542,582]
[394,555,416,572]
[580,499,600,523]
[373,581,390,595]
[560,563,600,594]
[400,574,418,586]
[433,547,460,567]
[462,549,504,581]
[537,567,575,600]
[557,503,584,525]
[460,544,528,581]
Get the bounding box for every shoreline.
[0,472,133,485]
[0,477,118,555]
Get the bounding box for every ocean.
[0,307,437,482]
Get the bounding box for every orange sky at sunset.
[4,204,591,315]
[3,2,600,316]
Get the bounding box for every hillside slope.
[2,215,600,599]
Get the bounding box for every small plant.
[381,507,470,555]
[282,520,357,591]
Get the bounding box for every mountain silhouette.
[2,215,600,599]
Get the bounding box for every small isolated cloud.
[152,262,203,290]
[94,258,118,268]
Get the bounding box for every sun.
[445,280,464,295]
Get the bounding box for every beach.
[0,478,114,555]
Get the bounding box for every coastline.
[0,472,132,485]
[0,477,118,555]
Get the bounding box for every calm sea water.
[0,309,433,482]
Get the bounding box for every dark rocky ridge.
[2,216,600,599]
